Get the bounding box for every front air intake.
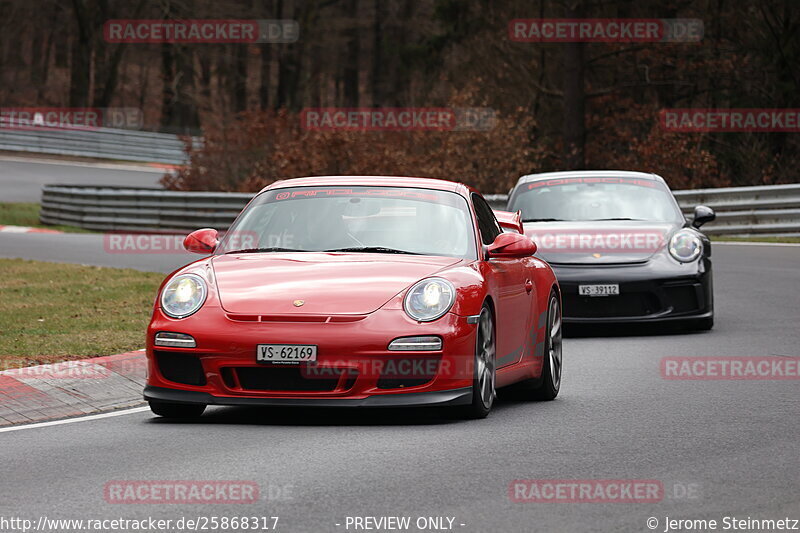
[154,350,206,386]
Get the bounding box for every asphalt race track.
[0,231,193,272]
[0,157,164,202]
[1,243,798,532]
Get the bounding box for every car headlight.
[403,278,456,322]
[160,274,207,318]
[669,230,703,263]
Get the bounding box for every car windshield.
[217,186,476,259]
[508,177,684,223]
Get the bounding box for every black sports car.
[507,171,716,330]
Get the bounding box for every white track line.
[0,406,150,434]
[714,241,800,247]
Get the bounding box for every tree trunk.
[94,0,146,108]
[343,0,360,107]
[259,45,272,109]
[370,0,383,106]
[384,0,414,106]
[233,44,248,113]
[33,25,54,98]
[161,43,199,133]
[562,2,586,169]
[69,0,92,108]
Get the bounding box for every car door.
[472,193,534,368]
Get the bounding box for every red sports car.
[144,176,561,419]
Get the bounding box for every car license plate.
[256,344,317,364]
[578,284,619,297]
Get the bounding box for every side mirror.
[184,228,218,254]
[691,205,716,228]
[487,232,537,258]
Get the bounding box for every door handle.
[525,279,533,294]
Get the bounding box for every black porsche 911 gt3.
[507,171,716,330]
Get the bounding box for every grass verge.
[0,258,163,366]
[0,203,92,233]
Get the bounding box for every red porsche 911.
[144,176,561,419]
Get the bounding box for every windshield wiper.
[522,217,565,222]
[323,246,422,255]
[224,247,307,254]
[588,217,645,221]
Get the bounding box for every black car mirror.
[692,205,716,228]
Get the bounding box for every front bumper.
[145,306,477,404]
[552,255,713,324]
[144,385,473,408]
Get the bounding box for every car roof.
[515,170,666,186]
[262,176,471,195]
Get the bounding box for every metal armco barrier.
[489,185,800,237]
[40,183,800,236]
[0,126,197,165]
[40,185,252,232]
[483,194,509,211]
[672,183,800,236]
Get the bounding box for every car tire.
[460,304,496,419]
[519,290,562,401]
[149,401,206,419]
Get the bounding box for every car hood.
[210,253,462,315]
[523,221,681,265]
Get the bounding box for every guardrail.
[484,195,509,211]
[672,184,800,236]
[40,185,251,232]
[489,185,800,237]
[0,126,196,165]
[40,183,800,237]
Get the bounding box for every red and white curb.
[0,350,145,426]
[0,225,63,234]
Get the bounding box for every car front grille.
[562,291,661,318]
[562,282,703,319]
[233,366,350,392]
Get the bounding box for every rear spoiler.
[493,209,524,234]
